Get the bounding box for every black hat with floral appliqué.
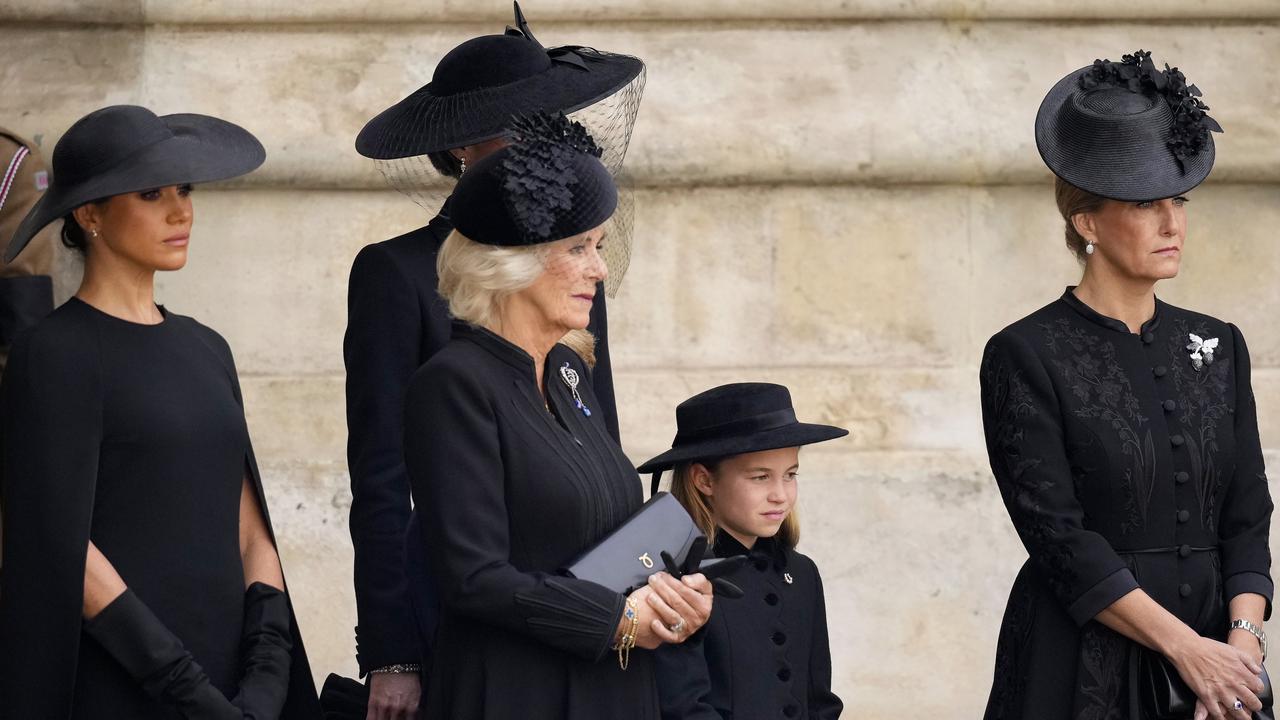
[449,111,617,247]
[1036,49,1223,201]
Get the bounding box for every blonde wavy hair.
[668,459,800,549]
[436,230,596,365]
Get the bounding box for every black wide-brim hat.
[355,2,643,159]
[4,105,264,262]
[1035,52,1218,202]
[637,383,849,475]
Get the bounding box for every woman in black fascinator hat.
[980,50,1273,720]
[401,111,715,719]
[0,105,319,719]
[343,6,644,713]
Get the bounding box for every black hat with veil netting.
[355,2,645,294]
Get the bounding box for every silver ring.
[1234,699,1245,711]
[669,618,686,634]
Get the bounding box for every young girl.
[641,382,847,719]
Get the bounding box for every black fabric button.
[772,631,787,646]
[783,705,799,718]
[1179,544,1192,558]
[1175,471,1189,484]
[765,593,780,606]
[777,667,792,682]
[1163,399,1177,412]
[754,558,770,572]
[1154,365,1168,378]
[1177,509,1191,523]
[1171,434,1185,447]
[1179,583,1192,598]
[1142,332,1155,344]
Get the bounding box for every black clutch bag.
[1139,649,1273,720]
[564,492,710,594]
[318,673,368,720]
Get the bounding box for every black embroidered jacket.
[980,288,1273,719]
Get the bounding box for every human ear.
[72,202,103,234]
[1071,211,1099,244]
[691,463,715,498]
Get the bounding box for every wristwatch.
[1229,619,1268,660]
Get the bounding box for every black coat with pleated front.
[980,288,1273,720]
[402,322,653,719]
[344,206,619,675]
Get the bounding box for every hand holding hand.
[1170,635,1263,720]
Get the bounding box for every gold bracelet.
[613,596,639,670]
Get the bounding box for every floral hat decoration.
[1035,49,1223,202]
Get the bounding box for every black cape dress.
[0,298,320,719]
[654,534,843,719]
[344,204,619,675]
[980,288,1273,720]
[403,322,654,719]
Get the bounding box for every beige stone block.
[255,459,360,684]
[152,189,426,375]
[7,0,1280,22]
[5,24,1279,186]
[616,367,982,464]
[611,185,976,368]
[969,183,1280,367]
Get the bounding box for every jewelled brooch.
[559,362,592,417]
[1186,333,1218,372]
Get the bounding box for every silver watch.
[1229,618,1268,660]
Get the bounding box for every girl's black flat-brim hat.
[1035,50,1221,202]
[636,383,848,475]
[4,105,264,262]
[355,2,643,159]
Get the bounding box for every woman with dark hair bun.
[0,104,319,719]
[981,51,1272,720]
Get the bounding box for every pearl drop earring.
[1085,241,1095,256]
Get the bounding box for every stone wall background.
[3,2,1279,716]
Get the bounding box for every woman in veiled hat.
[344,5,644,714]
[639,383,847,720]
[981,50,1272,720]
[401,112,712,719]
[0,105,319,718]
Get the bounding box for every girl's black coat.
[343,210,618,673]
[0,299,319,719]
[403,322,651,719]
[654,535,842,720]
[980,289,1273,719]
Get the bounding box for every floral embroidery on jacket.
[1040,319,1155,534]
[1074,624,1128,720]
[1167,319,1231,531]
[982,344,1077,599]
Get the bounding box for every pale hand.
[366,671,421,720]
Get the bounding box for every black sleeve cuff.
[515,577,625,662]
[1225,571,1274,621]
[1068,568,1139,626]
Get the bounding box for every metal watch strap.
[369,663,421,674]
[1230,619,1268,660]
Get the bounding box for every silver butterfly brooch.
[1186,333,1219,372]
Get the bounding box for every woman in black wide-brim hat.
[401,112,712,719]
[343,5,644,714]
[0,105,320,719]
[639,383,847,720]
[981,50,1273,720]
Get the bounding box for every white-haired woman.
[401,115,713,719]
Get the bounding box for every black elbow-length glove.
[84,589,241,720]
[231,582,293,720]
